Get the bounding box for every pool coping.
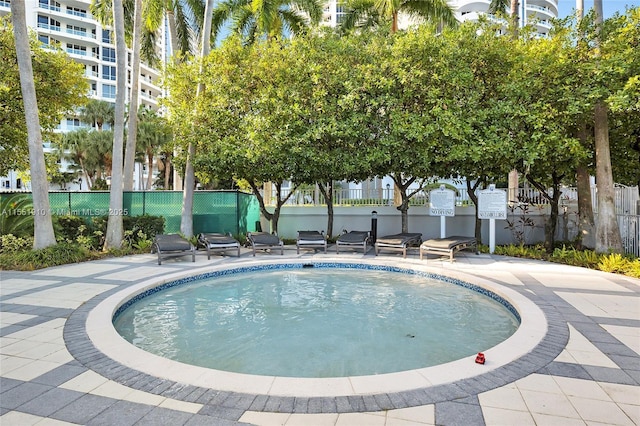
[66,257,568,413]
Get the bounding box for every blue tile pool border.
[112,262,520,324]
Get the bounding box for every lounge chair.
[198,232,241,259]
[375,233,422,258]
[152,234,195,265]
[336,230,371,254]
[247,232,284,256]
[296,230,327,254]
[419,236,478,262]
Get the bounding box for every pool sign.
[429,185,456,238]
[478,186,507,220]
[429,187,456,217]
[478,185,506,254]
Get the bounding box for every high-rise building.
[0,0,163,191]
[319,0,558,37]
[455,0,558,37]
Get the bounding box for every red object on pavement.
[475,352,485,364]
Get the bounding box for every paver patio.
[1,246,638,425]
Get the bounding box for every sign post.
[477,185,507,253]
[429,185,456,238]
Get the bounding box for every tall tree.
[180,0,215,238]
[593,0,623,253]
[10,1,56,248]
[0,16,87,176]
[123,0,144,191]
[104,0,128,250]
[574,1,596,249]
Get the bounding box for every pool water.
[114,268,519,378]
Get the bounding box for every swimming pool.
[87,259,547,397]
[113,265,520,378]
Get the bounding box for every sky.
[557,0,639,18]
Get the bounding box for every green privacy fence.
[1,190,261,236]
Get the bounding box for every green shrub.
[0,242,97,271]
[55,215,90,242]
[494,244,546,259]
[597,253,629,273]
[0,234,34,253]
[126,214,165,238]
[0,194,34,237]
[624,259,640,278]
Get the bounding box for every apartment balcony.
[38,2,94,24]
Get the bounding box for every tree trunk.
[594,102,623,253]
[527,174,561,253]
[319,182,334,238]
[247,180,296,234]
[510,0,519,38]
[11,1,56,249]
[181,0,215,238]
[391,12,398,34]
[164,153,171,189]
[574,1,595,250]
[544,186,560,253]
[146,150,154,190]
[576,164,595,249]
[104,0,127,250]
[123,0,143,191]
[166,10,179,58]
[466,179,482,244]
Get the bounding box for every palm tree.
[137,108,172,190]
[340,0,456,34]
[488,0,519,37]
[145,0,206,58]
[61,128,92,188]
[80,99,114,131]
[10,1,56,248]
[211,0,323,43]
[123,0,143,191]
[181,0,215,238]
[104,0,128,250]
[593,0,623,253]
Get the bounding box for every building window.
[67,43,87,56]
[102,84,116,99]
[102,65,116,81]
[66,118,81,128]
[67,6,87,17]
[102,29,111,43]
[39,34,49,45]
[103,47,115,63]
[68,25,87,37]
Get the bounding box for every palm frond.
[400,0,457,27]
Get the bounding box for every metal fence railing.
[0,191,261,236]
[618,214,640,258]
[268,185,639,215]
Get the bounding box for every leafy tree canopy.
[0,16,88,175]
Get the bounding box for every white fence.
[268,184,639,214]
[266,184,639,257]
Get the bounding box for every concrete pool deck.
[1,247,639,425]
